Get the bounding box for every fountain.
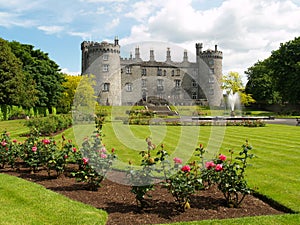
[227,91,240,117]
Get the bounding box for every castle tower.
[196,43,223,107]
[149,49,155,61]
[166,47,172,62]
[81,37,122,106]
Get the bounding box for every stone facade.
[81,37,223,107]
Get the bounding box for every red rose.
[181,165,191,172]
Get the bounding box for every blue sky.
[1,0,300,82]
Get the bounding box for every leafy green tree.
[268,37,300,104]
[57,74,82,113]
[9,41,65,113]
[245,36,300,105]
[222,71,255,106]
[73,74,96,112]
[0,38,26,119]
[245,60,281,104]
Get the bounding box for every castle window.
[209,68,214,74]
[125,66,131,74]
[141,68,147,76]
[157,79,164,91]
[176,69,180,76]
[171,70,174,76]
[209,60,214,65]
[175,79,181,87]
[142,79,147,87]
[192,80,197,87]
[103,64,109,72]
[193,69,197,76]
[192,92,197,99]
[125,83,133,92]
[103,83,110,92]
[103,54,109,61]
[163,70,167,76]
[157,68,162,76]
[208,77,215,84]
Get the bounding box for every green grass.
[0,173,107,225]
[1,119,300,224]
[102,123,300,212]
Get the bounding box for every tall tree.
[245,36,300,105]
[222,71,255,106]
[57,74,82,113]
[9,41,65,113]
[268,37,300,104]
[0,38,26,119]
[245,60,281,104]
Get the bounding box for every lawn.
[0,118,300,224]
[0,173,107,225]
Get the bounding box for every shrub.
[164,160,203,211]
[71,130,116,191]
[25,114,72,135]
[127,137,158,208]
[0,131,20,168]
[201,141,254,207]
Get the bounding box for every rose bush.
[201,141,254,207]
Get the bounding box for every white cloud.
[80,0,127,2]
[105,18,120,30]
[38,25,64,35]
[0,12,36,28]
[122,0,300,81]
[61,68,81,75]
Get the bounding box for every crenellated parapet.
[81,40,120,54]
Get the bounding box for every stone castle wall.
[81,37,223,107]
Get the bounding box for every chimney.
[150,49,155,61]
[114,36,119,46]
[135,46,140,59]
[166,47,171,62]
[183,50,188,62]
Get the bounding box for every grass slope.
[0,173,107,225]
[1,119,300,224]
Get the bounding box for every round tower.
[196,43,223,107]
[81,37,122,106]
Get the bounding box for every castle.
[81,37,223,107]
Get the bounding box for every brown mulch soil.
[2,166,287,225]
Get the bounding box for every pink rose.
[42,139,50,144]
[83,157,89,165]
[173,157,182,164]
[205,161,215,169]
[100,153,107,159]
[181,165,191,172]
[72,147,77,152]
[101,147,107,153]
[215,164,223,171]
[1,141,7,147]
[32,146,37,152]
[219,154,226,161]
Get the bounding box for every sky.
[1,0,300,84]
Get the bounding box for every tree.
[222,71,255,106]
[245,36,300,105]
[268,37,300,104]
[0,38,27,119]
[245,60,281,105]
[9,41,65,113]
[57,74,82,113]
[73,74,96,112]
